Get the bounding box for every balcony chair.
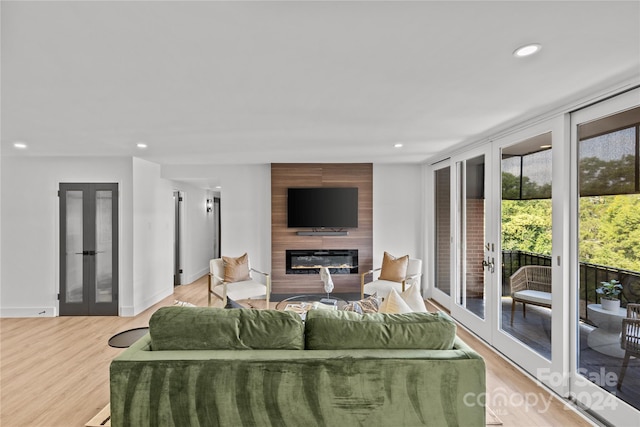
[509,265,552,326]
[360,252,422,300]
[208,253,270,308]
[617,303,640,390]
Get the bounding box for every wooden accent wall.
[271,163,373,294]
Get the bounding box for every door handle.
[75,250,96,256]
[482,257,495,273]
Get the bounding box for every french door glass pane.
[95,190,113,303]
[577,108,640,412]
[457,155,486,319]
[500,133,553,360]
[435,167,451,295]
[65,191,83,303]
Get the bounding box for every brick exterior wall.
[465,198,485,298]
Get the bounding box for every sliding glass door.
[450,146,496,341]
[570,88,640,425]
[489,117,568,397]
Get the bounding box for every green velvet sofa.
[110,307,486,427]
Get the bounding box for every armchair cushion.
[379,251,409,282]
[216,279,268,301]
[222,253,251,283]
[304,309,456,350]
[149,307,304,350]
[512,290,552,306]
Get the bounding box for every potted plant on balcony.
[596,279,623,311]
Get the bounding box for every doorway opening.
[173,191,183,286]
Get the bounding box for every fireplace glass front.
[286,250,358,274]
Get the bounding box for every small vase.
[601,298,620,312]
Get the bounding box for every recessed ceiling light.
[513,43,542,58]
[394,143,403,148]
[13,142,27,149]
[136,143,147,149]
[215,186,222,190]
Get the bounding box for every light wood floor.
[0,275,597,427]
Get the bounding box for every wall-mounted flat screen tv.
[287,187,358,228]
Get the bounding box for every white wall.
[0,156,133,317]
[372,164,424,268]
[130,158,174,316]
[162,164,272,273]
[217,165,271,271]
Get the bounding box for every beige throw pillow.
[379,288,413,314]
[400,284,428,312]
[379,252,409,282]
[222,253,251,283]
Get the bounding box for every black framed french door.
[59,183,118,316]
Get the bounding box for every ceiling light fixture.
[394,143,403,148]
[137,143,147,149]
[13,142,27,149]
[513,43,541,58]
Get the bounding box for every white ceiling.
[2,0,639,168]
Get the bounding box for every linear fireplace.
[286,249,358,275]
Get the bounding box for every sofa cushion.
[305,309,456,350]
[149,307,304,350]
[379,251,409,282]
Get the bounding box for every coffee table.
[276,294,349,319]
[276,294,349,310]
[108,327,149,348]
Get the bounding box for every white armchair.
[361,255,422,300]
[208,254,270,307]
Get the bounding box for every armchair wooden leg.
[266,278,270,309]
[511,300,516,326]
[617,351,631,390]
[207,275,212,307]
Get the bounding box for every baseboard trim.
[183,267,209,285]
[0,306,57,318]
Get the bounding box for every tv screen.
[287,187,358,228]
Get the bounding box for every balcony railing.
[502,250,640,322]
